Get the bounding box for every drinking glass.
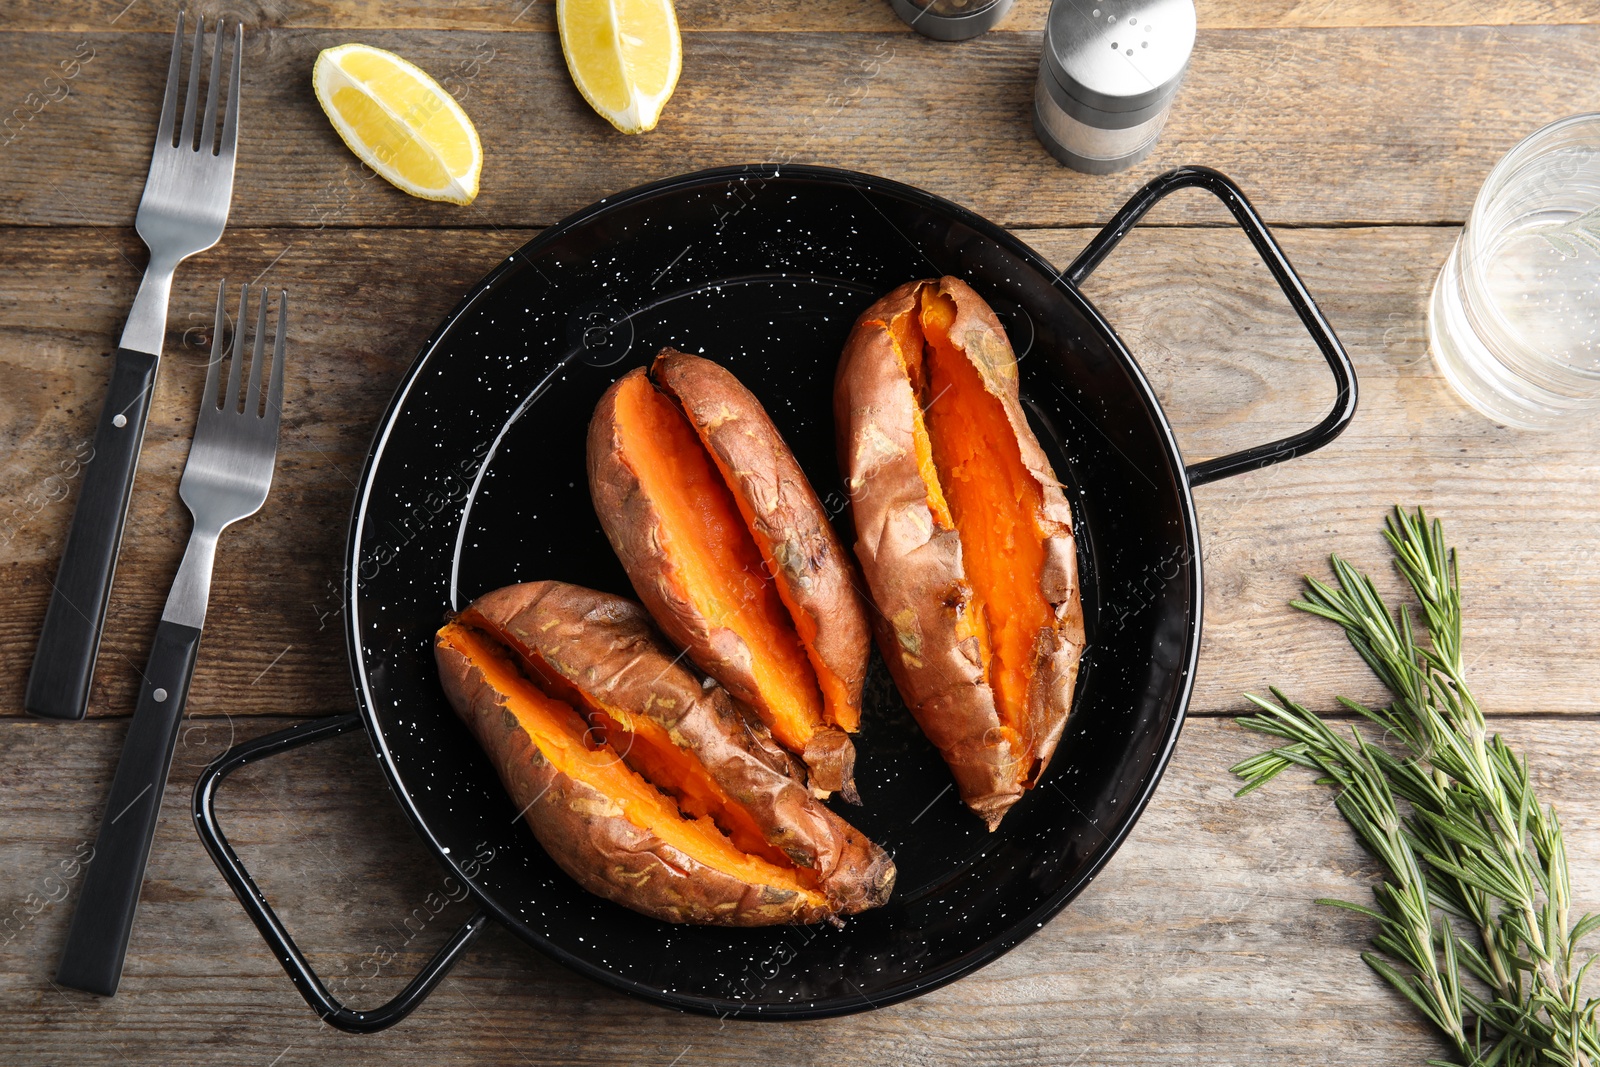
[1429,114,1600,430]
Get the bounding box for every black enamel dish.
[194,164,1355,1032]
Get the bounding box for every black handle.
[192,714,489,1034]
[27,347,161,721]
[1064,166,1358,487]
[56,619,202,996]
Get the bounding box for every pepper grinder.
[890,0,1015,41]
[1034,0,1196,174]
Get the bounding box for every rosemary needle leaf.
[1319,897,1389,921]
[1572,915,1600,947]
[1234,507,1598,1066]
[1364,951,1446,1023]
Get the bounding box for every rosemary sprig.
[1232,507,1600,1067]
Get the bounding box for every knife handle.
[26,348,159,722]
[56,619,202,997]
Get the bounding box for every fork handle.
[26,348,160,721]
[56,619,202,996]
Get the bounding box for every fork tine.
[246,285,269,416]
[179,15,205,150]
[205,279,227,409]
[226,284,247,412]
[266,290,288,424]
[200,19,225,155]
[155,10,185,146]
[221,23,242,159]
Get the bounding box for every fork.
[56,282,287,998]
[27,13,243,722]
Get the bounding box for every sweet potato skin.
[462,581,891,908]
[437,636,831,925]
[652,349,871,735]
[834,277,1085,830]
[587,364,859,800]
[587,369,727,680]
[438,581,895,923]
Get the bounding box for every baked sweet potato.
[435,581,894,926]
[587,349,871,801]
[834,277,1085,830]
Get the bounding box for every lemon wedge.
[557,0,682,134]
[312,44,482,205]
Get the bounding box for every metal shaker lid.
[1042,0,1196,115]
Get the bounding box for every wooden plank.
[0,226,499,722]
[5,714,1598,1062]
[1023,223,1600,722]
[5,0,1597,33]
[2,26,1595,229]
[3,223,1598,722]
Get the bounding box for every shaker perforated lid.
[1042,0,1196,117]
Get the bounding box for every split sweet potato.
[434,581,894,926]
[587,349,871,800]
[834,277,1085,830]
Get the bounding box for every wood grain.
[5,714,1598,1063]
[8,7,1598,1064]
[1027,223,1600,722]
[0,225,484,722]
[5,0,1598,33]
[3,25,1597,230]
[3,223,1599,722]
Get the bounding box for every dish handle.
[192,713,489,1034]
[1064,165,1358,487]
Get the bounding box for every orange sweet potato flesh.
[435,581,895,925]
[917,289,1051,765]
[497,629,796,871]
[835,277,1085,830]
[588,364,864,800]
[437,622,822,904]
[586,706,798,870]
[608,373,821,741]
[652,350,871,739]
[887,314,954,531]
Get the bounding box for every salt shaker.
[1034,0,1196,174]
[889,0,1015,41]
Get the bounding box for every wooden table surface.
[6,2,1600,1063]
